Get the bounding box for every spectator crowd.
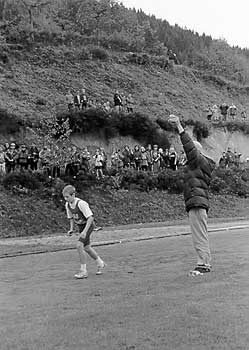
[0,141,187,180]
[218,147,242,168]
[65,88,135,115]
[1,139,247,183]
[206,103,247,123]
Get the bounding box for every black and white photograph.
[1,0,249,349]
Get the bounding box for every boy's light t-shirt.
[66,198,93,221]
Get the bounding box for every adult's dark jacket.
[180,131,216,212]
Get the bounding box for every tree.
[0,0,7,21]
[18,0,51,41]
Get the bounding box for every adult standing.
[74,90,81,111]
[168,114,216,274]
[113,90,123,112]
[5,142,17,173]
[80,88,88,110]
[228,103,237,120]
[219,103,229,122]
[126,93,134,113]
[28,143,39,171]
[168,146,178,171]
[16,144,29,171]
[65,90,74,112]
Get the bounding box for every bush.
[209,177,227,193]
[0,50,9,64]
[35,97,47,106]
[120,169,158,191]
[68,172,97,189]
[116,112,170,148]
[62,110,170,148]
[90,47,108,60]
[102,30,132,51]
[79,47,91,60]
[67,108,117,139]
[2,171,41,191]
[224,121,249,135]
[192,121,209,141]
[211,167,249,197]
[156,118,176,132]
[0,108,21,134]
[184,119,209,141]
[157,169,185,193]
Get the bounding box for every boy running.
[62,185,105,279]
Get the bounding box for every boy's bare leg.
[84,245,105,275]
[74,242,88,278]
[84,245,99,260]
[77,241,87,264]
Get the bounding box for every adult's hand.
[168,114,184,134]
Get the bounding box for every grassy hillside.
[1,45,249,131]
[1,44,249,237]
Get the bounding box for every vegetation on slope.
[1,0,249,83]
[1,0,249,237]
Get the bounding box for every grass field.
[1,228,249,350]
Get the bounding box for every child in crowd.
[93,149,104,180]
[62,185,105,279]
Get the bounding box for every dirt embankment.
[203,127,249,162]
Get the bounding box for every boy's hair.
[62,185,76,196]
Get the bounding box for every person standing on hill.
[74,90,81,111]
[219,103,229,122]
[28,143,39,171]
[65,90,74,112]
[113,90,123,112]
[168,114,216,275]
[5,142,18,173]
[80,88,88,110]
[126,93,134,113]
[16,144,29,171]
[228,103,237,120]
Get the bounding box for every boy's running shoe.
[189,270,203,276]
[189,264,211,276]
[96,262,106,275]
[93,226,103,232]
[74,271,88,279]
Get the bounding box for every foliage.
[0,108,21,134]
[65,108,117,139]
[210,167,249,197]
[90,46,109,60]
[2,171,41,191]
[35,97,47,105]
[189,40,249,84]
[223,121,249,135]
[157,169,185,193]
[61,109,170,148]
[156,117,210,141]
[24,112,73,167]
[185,120,210,141]
[1,0,249,84]
[2,165,249,200]
[156,118,176,132]
[120,169,158,192]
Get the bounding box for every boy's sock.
[96,257,104,267]
[80,264,87,272]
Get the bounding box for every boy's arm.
[65,203,74,236]
[68,218,74,234]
